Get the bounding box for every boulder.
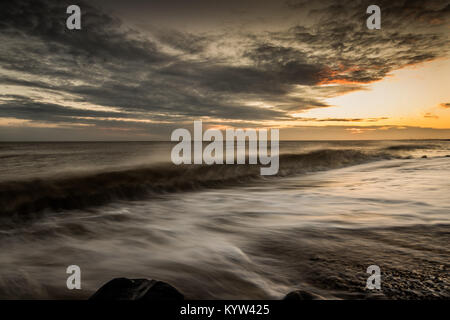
[283,290,324,300]
[90,278,184,301]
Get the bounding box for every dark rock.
[283,290,324,300]
[421,155,427,158]
[445,155,450,157]
[90,278,184,301]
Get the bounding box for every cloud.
[0,0,167,63]
[440,103,450,109]
[345,127,377,134]
[0,0,448,139]
[153,29,211,54]
[315,117,388,122]
[424,112,439,119]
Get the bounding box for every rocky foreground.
[90,278,324,300]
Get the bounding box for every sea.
[0,140,449,299]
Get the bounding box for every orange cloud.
[345,128,377,134]
[424,113,439,119]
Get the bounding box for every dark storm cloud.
[0,0,325,125]
[0,77,289,123]
[0,95,128,122]
[285,25,441,83]
[0,0,448,138]
[243,44,324,86]
[0,0,166,63]
[0,95,193,138]
[288,0,449,28]
[271,0,449,84]
[154,29,210,54]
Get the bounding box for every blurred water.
[0,140,449,299]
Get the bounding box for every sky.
[0,0,449,141]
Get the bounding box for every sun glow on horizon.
[300,58,450,129]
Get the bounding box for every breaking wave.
[0,149,396,218]
[383,144,440,151]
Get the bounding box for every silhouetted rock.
[421,155,428,158]
[90,278,184,300]
[283,290,324,300]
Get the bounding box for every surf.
[0,149,396,218]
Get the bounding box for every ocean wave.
[383,144,440,151]
[0,149,395,218]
